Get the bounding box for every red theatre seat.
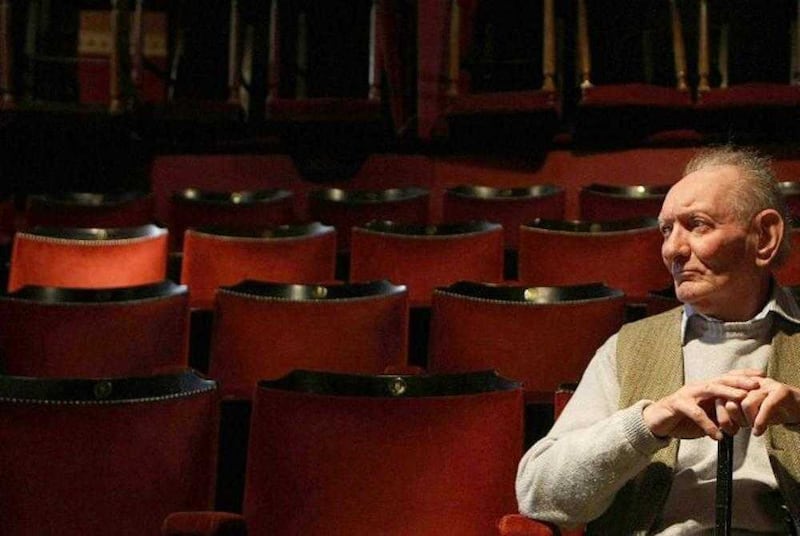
[517,218,669,301]
[180,223,337,310]
[350,220,504,306]
[0,194,15,246]
[23,191,155,230]
[578,183,671,222]
[163,369,524,536]
[429,281,625,403]
[775,226,800,287]
[0,281,189,377]
[168,188,296,251]
[694,0,800,137]
[265,0,384,124]
[497,385,584,536]
[442,184,566,250]
[208,280,409,400]
[779,182,800,223]
[307,187,430,251]
[438,0,561,150]
[0,370,219,536]
[7,224,168,292]
[572,0,693,142]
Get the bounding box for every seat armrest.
[497,514,561,536]
[162,511,246,536]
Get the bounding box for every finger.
[715,399,740,436]
[695,382,751,402]
[724,399,748,428]
[716,375,761,391]
[752,386,798,436]
[741,390,769,433]
[675,398,722,440]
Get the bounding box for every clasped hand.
[642,369,800,440]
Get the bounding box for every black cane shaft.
[715,432,734,536]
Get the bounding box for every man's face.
[658,165,762,320]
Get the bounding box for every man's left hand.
[721,375,800,435]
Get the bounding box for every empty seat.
[266,0,383,124]
[7,224,168,292]
[5,0,142,111]
[307,186,430,251]
[164,369,524,536]
[644,285,681,317]
[0,194,15,246]
[180,223,337,310]
[694,0,800,139]
[776,225,800,287]
[779,181,800,222]
[517,218,669,301]
[0,369,219,536]
[265,0,393,178]
[0,280,189,377]
[497,385,583,536]
[438,0,560,150]
[350,220,504,306]
[24,191,155,229]
[429,281,626,403]
[208,279,409,400]
[442,184,566,250]
[573,0,692,142]
[578,183,671,222]
[168,188,295,251]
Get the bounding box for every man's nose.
[662,227,689,262]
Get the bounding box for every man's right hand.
[642,369,763,440]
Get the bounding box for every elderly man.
[516,146,800,534]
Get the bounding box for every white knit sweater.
[516,285,800,535]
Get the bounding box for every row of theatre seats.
[2,178,800,535]
[3,0,798,149]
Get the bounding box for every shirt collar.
[680,281,800,342]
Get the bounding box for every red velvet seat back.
[180,224,337,309]
[244,370,524,536]
[307,187,430,251]
[7,225,168,292]
[0,195,16,245]
[209,280,409,399]
[168,189,296,251]
[442,185,565,249]
[775,227,800,286]
[578,183,670,222]
[695,2,798,109]
[0,370,219,536]
[24,192,155,230]
[554,384,576,420]
[517,219,669,300]
[350,221,504,306]
[428,282,626,399]
[779,182,800,223]
[0,281,189,377]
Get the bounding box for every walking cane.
[715,432,734,536]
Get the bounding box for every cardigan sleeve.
[515,335,669,526]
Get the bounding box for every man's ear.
[753,209,784,267]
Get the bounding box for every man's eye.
[659,225,671,237]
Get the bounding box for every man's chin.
[674,282,707,306]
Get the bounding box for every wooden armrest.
[497,514,560,536]
[161,511,246,536]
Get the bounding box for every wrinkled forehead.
[659,165,741,220]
